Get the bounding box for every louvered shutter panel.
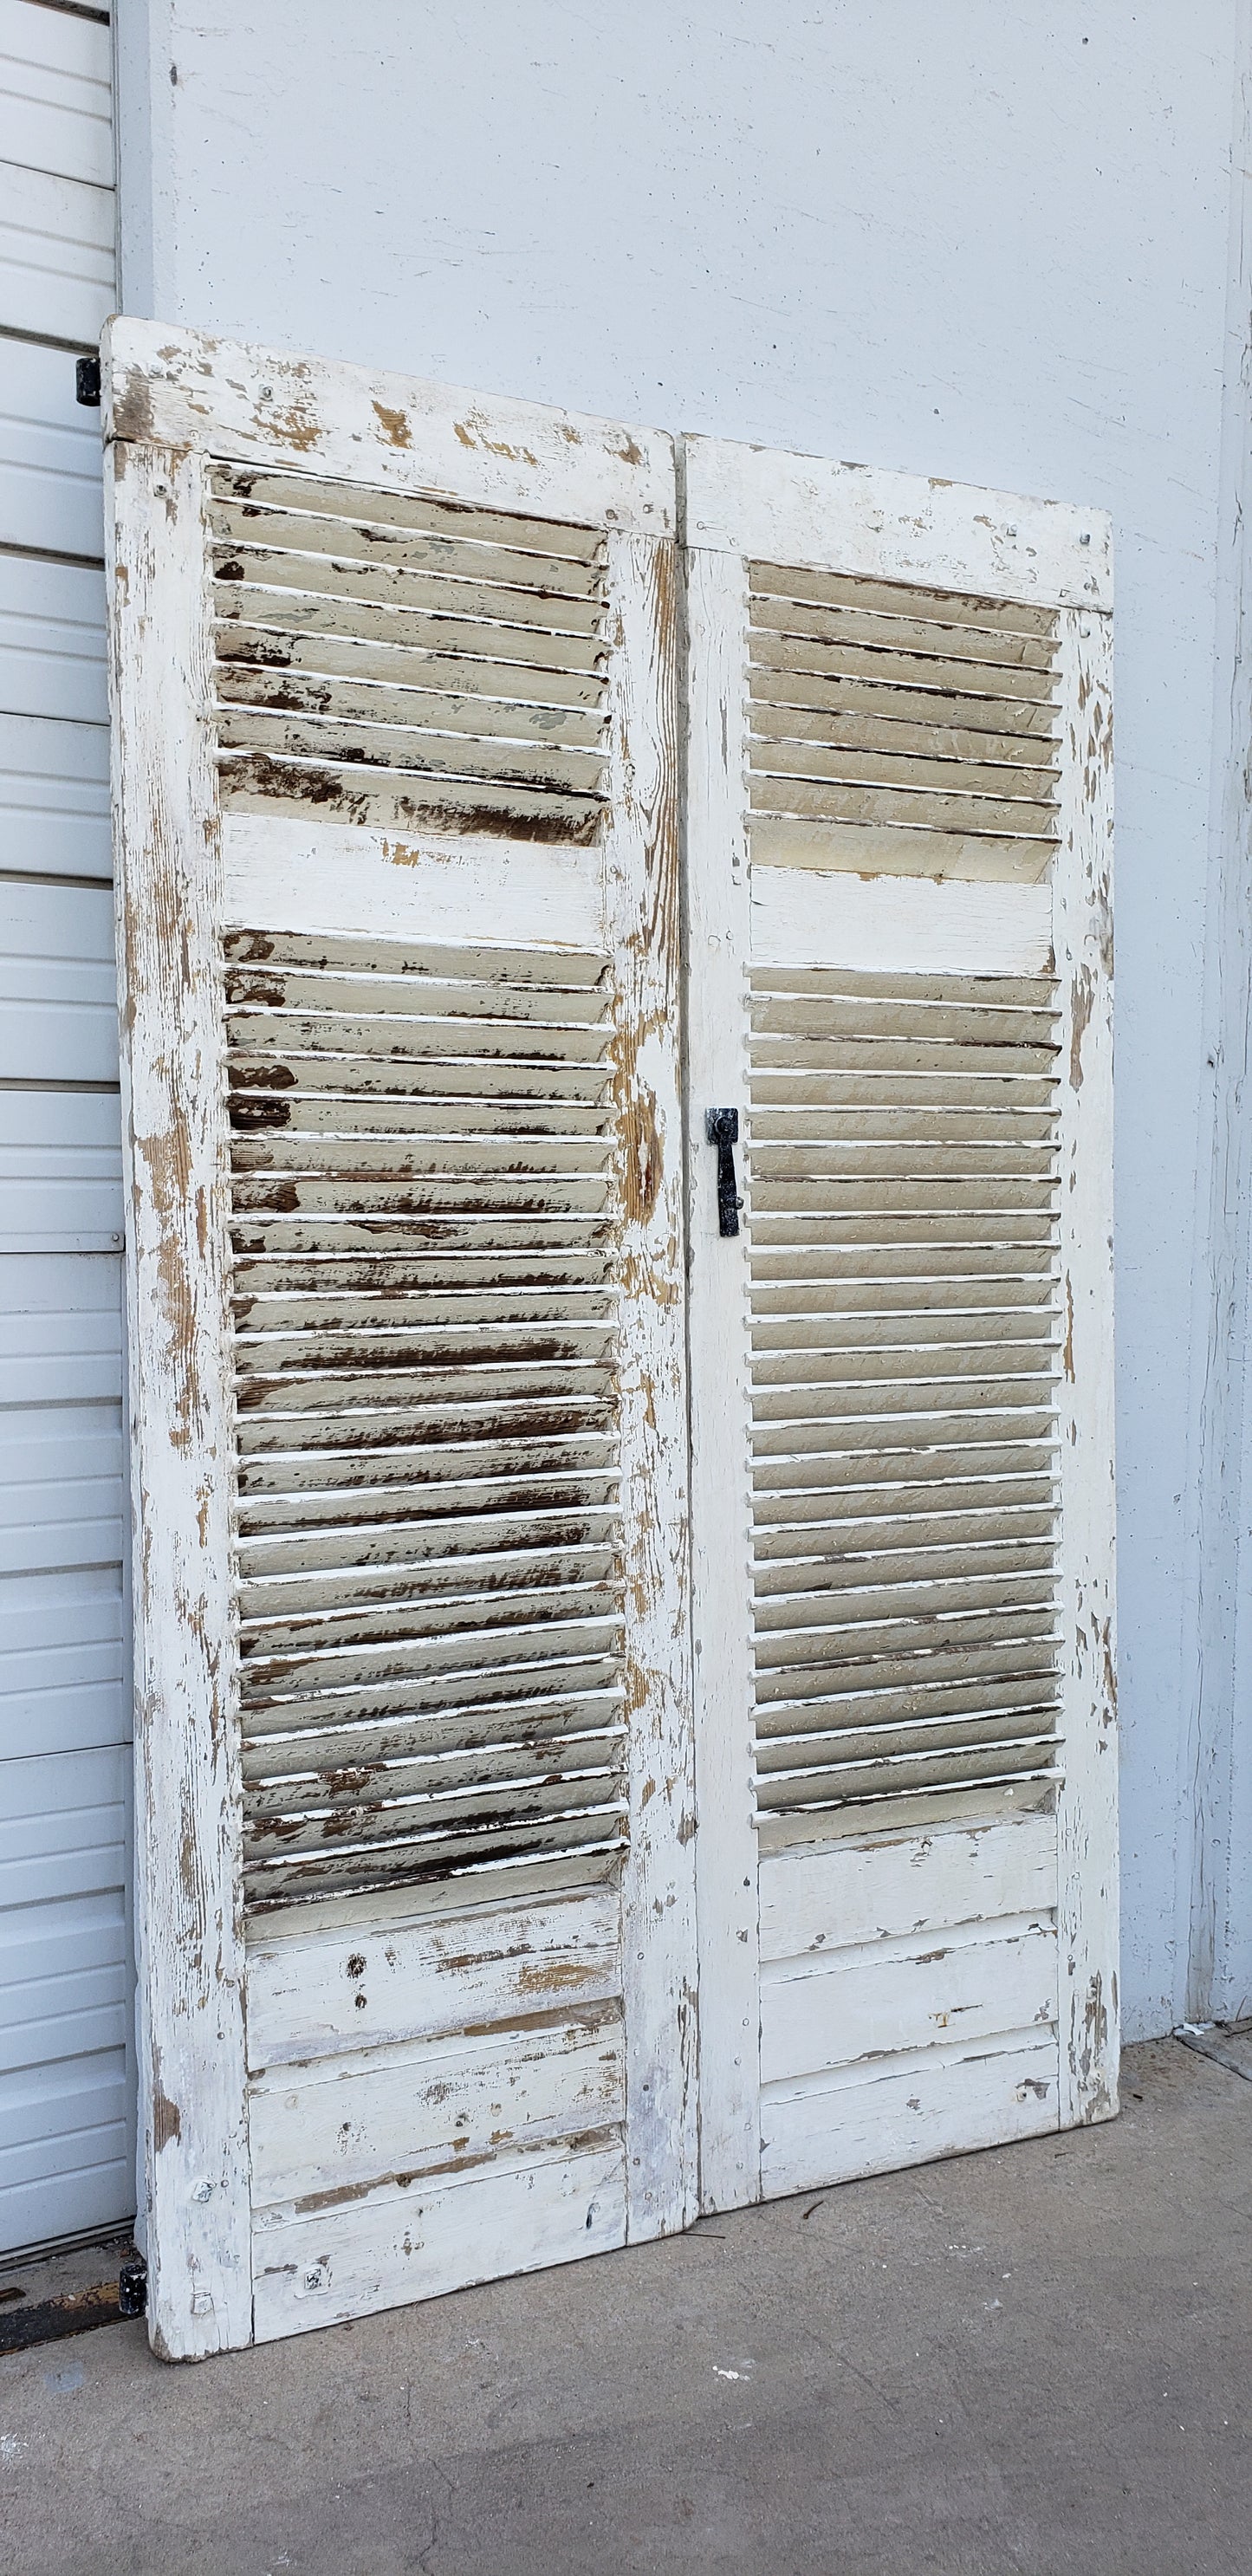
[684,440,1117,2210]
[104,322,693,2355]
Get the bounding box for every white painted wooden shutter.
[104,322,693,2355]
[684,441,1117,2210]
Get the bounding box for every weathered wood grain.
[758,1811,1057,1957]
[251,2138,626,2342]
[245,1884,620,2067]
[102,319,675,537]
[761,1919,1058,2085]
[1053,607,1119,2125]
[250,2005,625,2203]
[684,434,1112,611]
[108,324,692,2349]
[605,529,698,2241]
[683,542,761,2215]
[105,439,253,2359]
[761,2034,1058,2196]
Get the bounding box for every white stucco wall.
[114,0,1248,2041]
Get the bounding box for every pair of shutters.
[104,321,1116,2358]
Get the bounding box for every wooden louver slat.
[749,968,1063,1845]
[224,926,627,1910]
[749,564,1062,880]
[208,464,611,842]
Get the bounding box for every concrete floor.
[0,2036,1248,2575]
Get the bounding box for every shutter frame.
[107,321,692,2354]
[107,438,251,2355]
[682,431,1117,2209]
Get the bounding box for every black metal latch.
[705,1106,743,1237]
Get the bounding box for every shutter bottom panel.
[224,929,627,1912]
[749,969,1062,1842]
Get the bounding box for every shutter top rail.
[684,431,1112,611]
[102,316,675,534]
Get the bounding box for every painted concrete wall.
[114,0,1247,2041]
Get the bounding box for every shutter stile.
[750,965,1063,1846]
[209,464,611,841]
[224,928,629,1909]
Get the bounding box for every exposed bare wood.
[251,2138,627,2342]
[751,818,1055,883]
[684,434,1112,610]
[105,438,252,2359]
[218,660,607,749]
[218,752,605,844]
[212,544,607,644]
[761,2038,1057,2196]
[605,529,698,2242]
[211,494,607,600]
[683,542,761,2214]
[749,695,1060,768]
[102,320,676,537]
[217,707,607,799]
[245,1885,620,2064]
[107,324,690,2349]
[1053,608,1119,2126]
[753,733,1058,803]
[749,663,1062,741]
[249,2006,626,2203]
[752,620,1061,704]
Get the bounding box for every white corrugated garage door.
[0,0,133,2255]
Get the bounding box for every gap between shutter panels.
[749,968,1062,1846]
[748,565,1061,881]
[207,464,612,843]
[223,926,630,1912]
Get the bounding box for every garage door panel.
[0,158,114,345]
[0,1742,126,1914]
[0,551,107,723]
[0,0,113,191]
[0,2054,131,2248]
[0,712,111,879]
[0,1580,124,1763]
[0,874,118,1081]
[0,1087,122,1249]
[0,334,105,555]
